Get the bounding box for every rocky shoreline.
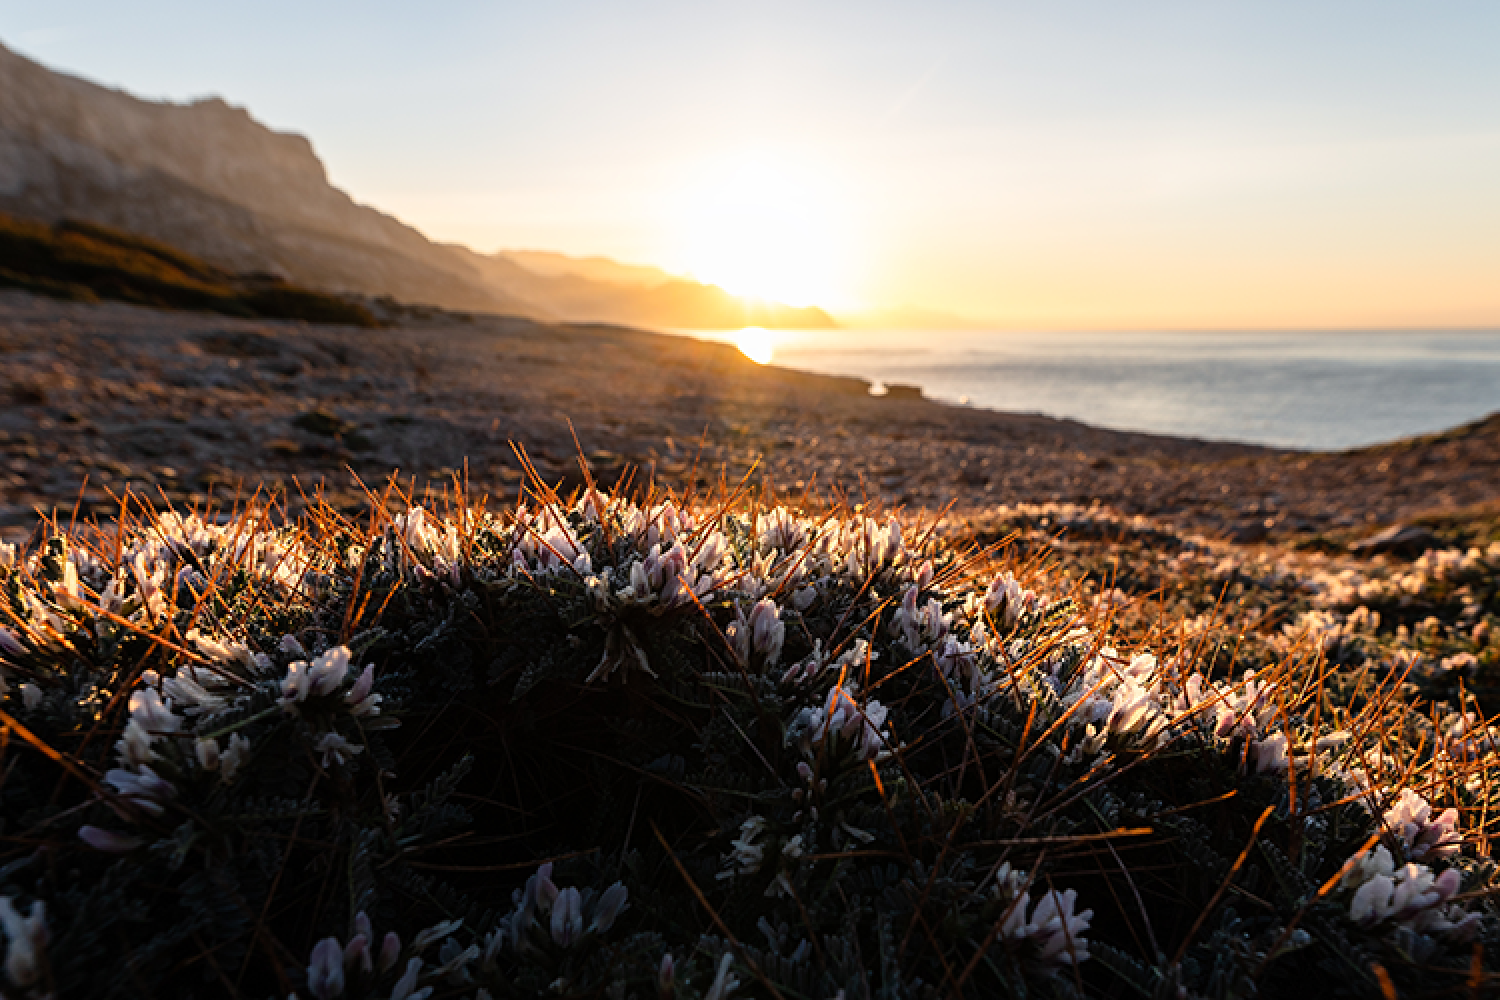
[2,290,1496,547]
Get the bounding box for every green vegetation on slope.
[0,212,378,326]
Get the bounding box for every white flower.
[188,629,273,675]
[0,896,47,988]
[128,686,179,735]
[220,733,251,781]
[1340,843,1475,939]
[78,825,144,853]
[718,816,767,880]
[704,953,740,1000]
[984,571,1036,629]
[756,507,807,553]
[1028,888,1092,965]
[196,737,220,771]
[315,732,362,769]
[728,599,786,668]
[591,882,629,934]
[307,936,345,999]
[550,887,584,947]
[283,646,354,704]
[344,664,381,716]
[309,647,352,696]
[1383,788,1462,860]
[1105,680,1158,739]
[892,585,949,650]
[390,956,432,1000]
[797,684,888,760]
[1251,732,1289,774]
[379,932,401,973]
[749,599,785,665]
[995,873,1092,967]
[103,765,175,816]
[411,918,464,953]
[162,670,224,716]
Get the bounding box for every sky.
[3,1,1499,329]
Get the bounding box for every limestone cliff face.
[0,40,835,328]
[0,40,538,315]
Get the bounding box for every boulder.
[1350,524,1439,558]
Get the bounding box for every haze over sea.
[700,329,1500,451]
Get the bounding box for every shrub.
[0,469,1496,998]
[0,211,378,327]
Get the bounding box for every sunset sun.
[674,153,851,308]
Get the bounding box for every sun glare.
[735,327,775,365]
[674,153,853,308]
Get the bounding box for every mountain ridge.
[0,40,834,329]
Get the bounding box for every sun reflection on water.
[735,327,775,365]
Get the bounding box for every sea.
[693,328,1500,451]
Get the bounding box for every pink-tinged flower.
[344,933,370,975]
[283,647,354,704]
[283,660,312,703]
[78,825,143,852]
[528,863,559,915]
[378,931,401,973]
[984,571,1036,629]
[103,765,175,816]
[1028,889,1092,965]
[550,887,583,946]
[591,882,629,933]
[748,599,785,665]
[657,952,675,998]
[0,626,24,659]
[307,936,345,998]
[309,647,352,697]
[346,664,375,705]
[1383,788,1463,859]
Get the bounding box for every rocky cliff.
[0,40,834,329]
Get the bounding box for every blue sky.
[4,2,1499,326]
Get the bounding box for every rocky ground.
[2,289,1497,548]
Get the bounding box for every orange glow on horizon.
[670,152,857,310]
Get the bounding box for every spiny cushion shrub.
[0,474,1498,999]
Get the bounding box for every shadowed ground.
[1,290,1496,545]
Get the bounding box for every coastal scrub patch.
[0,471,1497,998]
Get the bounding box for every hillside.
[0,39,834,329]
[0,211,377,325]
